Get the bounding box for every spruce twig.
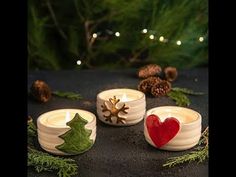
[45,0,67,40]
[167,90,190,106]
[171,87,204,95]
[198,126,209,145]
[53,91,82,100]
[28,116,37,146]
[163,146,208,167]
[167,87,204,106]
[28,117,37,137]
[28,148,78,177]
[163,126,209,167]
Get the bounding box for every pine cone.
[164,67,178,82]
[138,64,162,78]
[30,80,52,103]
[151,80,171,97]
[138,76,161,93]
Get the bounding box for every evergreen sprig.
[28,148,78,177]
[171,87,204,95]
[167,90,190,106]
[167,87,204,106]
[28,120,37,137]
[28,117,37,146]
[163,126,209,167]
[53,91,82,100]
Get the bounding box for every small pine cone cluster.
[137,64,178,82]
[138,77,161,93]
[137,64,162,78]
[164,66,178,82]
[138,76,171,97]
[150,80,171,97]
[30,80,52,103]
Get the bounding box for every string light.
[149,34,154,40]
[142,29,148,33]
[115,32,120,37]
[176,40,182,45]
[199,36,204,42]
[76,60,82,65]
[91,29,207,45]
[92,33,98,38]
[76,30,206,67]
[159,36,164,42]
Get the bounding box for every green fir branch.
[163,126,209,167]
[167,87,204,106]
[28,120,37,137]
[198,126,208,145]
[28,117,37,146]
[28,148,78,177]
[28,0,208,70]
[53,91,82,100]
[163,146,208,167]
[171,87,204,95]
[167,90,190,106]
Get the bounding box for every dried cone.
[164,67,178,82]
[138,64,162,78]
[138,76,161,93]
[30,80,52,103]
[151,80,172,97]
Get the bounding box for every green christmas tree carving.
[56,113,93,155]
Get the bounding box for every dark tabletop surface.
[28,68,208,177]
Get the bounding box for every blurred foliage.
[28,0,208,70]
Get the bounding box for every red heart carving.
[146,114,180,148]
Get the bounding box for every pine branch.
[28,148,78,177]
[73,0,85,21]
[28,119,37,137]
[45,0,67,40]
[52,91,82,100]
[163,126,209,167]
[29,0,208,70]
[171,87,204,95]
[167,90,190,106]
[90,11,119,32]
[167,87,204,106]
[198,126,209,145]
[163,146,208,167]
[28,117,37,146]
